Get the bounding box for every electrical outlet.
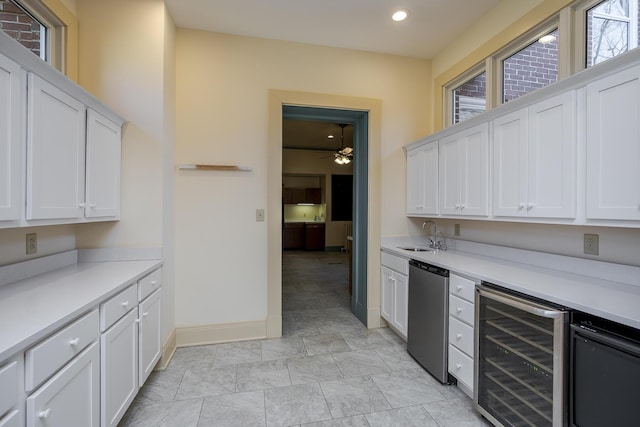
[256,208,265,222]
[454,224,461,236]
[26,233,37,255]
[584,233,599,256]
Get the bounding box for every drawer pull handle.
[69,338,80,347]
[142,312,149,317]
[122,301,129,308]
[456,363,462,370]
[39,408,51,419]
[151,280,157,286]
[456,333,462,340]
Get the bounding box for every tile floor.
[120,251,491,426]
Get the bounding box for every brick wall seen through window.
[453,72,486,124]
[0,0,43,58]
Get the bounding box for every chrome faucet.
[421,220,437,247]
[421,220,447,251]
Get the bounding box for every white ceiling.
[165,0,502,59]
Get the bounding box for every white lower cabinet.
[101,308,138,427]
[380,252,409,340]
[448,273,478,397]
[100,268,163,427]
[0,410,20,427]
[138,289,162,386]
[26,342,100,427]
[0,356,23,427]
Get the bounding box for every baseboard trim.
[176,320,267,347]
[156,329,177,370]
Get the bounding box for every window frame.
[444,63,487,127]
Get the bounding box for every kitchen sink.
[397,246,435,252]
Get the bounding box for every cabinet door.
[459,123,489,216]
[0,53,22,222]
[380,266,394,322]
[407,142,439,215]
[27,74,86,220]
[26,342,99,427]
[492,109,528,217]
[586,64,640,220]
[85,109,121,219]
[101,308,138,427]
[528,91,576,218]
[138,289,161,386]
[439,133,461,215]
[392,272,408,338]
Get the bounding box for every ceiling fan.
[334,123,353,165]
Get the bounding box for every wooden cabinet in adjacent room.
[282,188,321,204]
[304,223,325,250]
[283,223,305,249]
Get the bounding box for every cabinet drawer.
[138,268,162,301]
[25,309,99,392]
[0,361,18,417]
[100,284,137,331]
[450,273,476,303]
[448,345,474,391]
[0,410,20,427]
[381,252,409,275]
[449,316,474,357]
[449,294,474,326]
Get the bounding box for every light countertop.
[382,236,640,330]
[0,259,162,361]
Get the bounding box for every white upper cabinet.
[440,123,489,216]
[493,91,576,219]
[406,141,438,215]
[85,109,121,219]
[586,64,640,221]
[26,74,86,220]
[0,53,22,222]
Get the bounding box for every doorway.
[282,106,368,325]
[266,90,382,339]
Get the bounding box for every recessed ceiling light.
[392,9,408,22]
[327,135,334,139]
[538,34,557,44]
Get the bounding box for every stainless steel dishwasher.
[407,259,453,384]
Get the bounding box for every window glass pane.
[0,0,45,59]
[586,0,637,66]
[503,29,558,103]
[452,71,486,124]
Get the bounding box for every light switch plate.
[584,233,599,256]
[256,209,265,222]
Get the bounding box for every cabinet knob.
[79,202,86,208]
[38,408,52,419]
[456,285,462,292]
[122,301,129,308]
[455,204,460,209]
[90,203,96,209]
[456,333,462,340]
[142,312,149,317]
[456,363,462,370]
[527,203,534,210]
[151,280,158,286]
[135,318,141,324]
[518,203,525,210]
[69,337,80,347]
[460,204,465,210]
[456,307,462,313]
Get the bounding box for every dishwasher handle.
[409,260,449,277]
[477,285,566,319]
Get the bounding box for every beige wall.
[174,29,430,332]
[74,0,176,346]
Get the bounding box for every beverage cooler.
[475,283,569,427]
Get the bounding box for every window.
[0,0,66,71]
[452,71,487,124]
[503,29,559,102]
[586,0,639,67]
[0,0,45,59]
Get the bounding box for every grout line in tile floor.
[119,251,491,427]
